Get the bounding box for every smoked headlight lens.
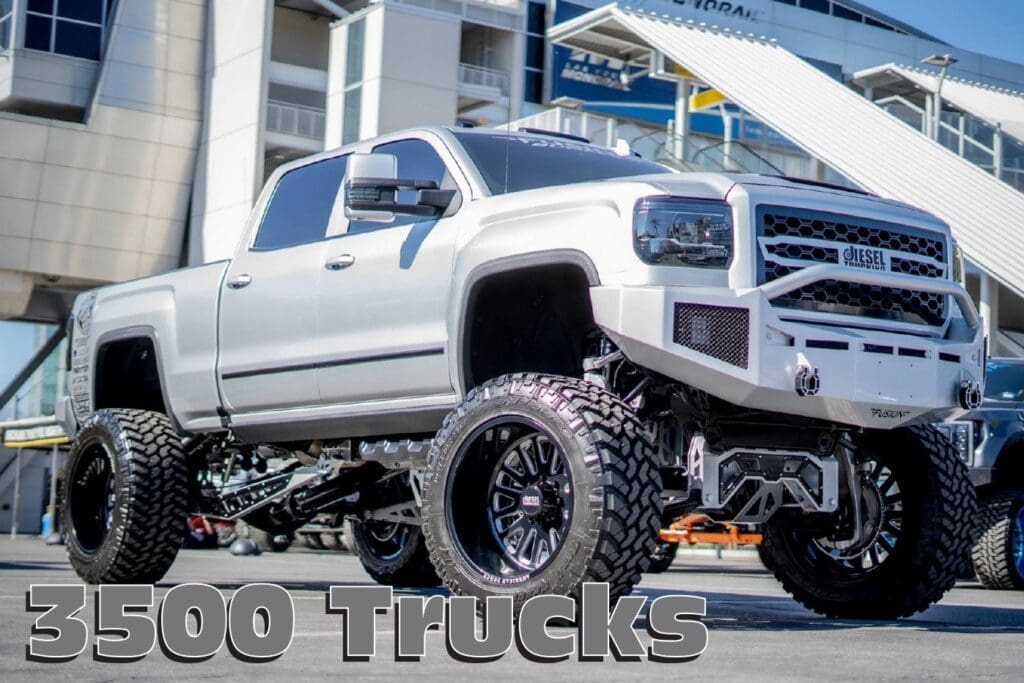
[633,197,733,268]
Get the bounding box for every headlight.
[936,421,974,463]
[952,240,965,285]
[634,197,733,269]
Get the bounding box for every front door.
[315,136,466,405]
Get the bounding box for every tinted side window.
[253,155,348,250]
[347,139,453,233]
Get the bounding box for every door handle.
[226,273,252,289]
[325,254,356,271]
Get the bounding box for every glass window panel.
[0,18,9,52]
[345,19,364,86]
[864,16,894,30]
[526,35,544,69]
[524,69,543,104]
[253,155,349,250]
[27,0,54,14]
[454,132,668,195]
[342,86,362,145]
[832,4,862,21]
[527,1,545,35]
[24,14,53,51]
[59,0,103,23]
[1,0,13,16]
[55,20,101,59]
[774,0,797,5]
[799,0,829,14]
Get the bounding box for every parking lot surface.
[1,538,1022,681]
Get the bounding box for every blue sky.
[857,0,1024,65]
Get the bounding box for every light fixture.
[921,54,958,69]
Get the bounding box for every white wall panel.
[33,203,145,252]
[0,198,36,239]
[188,0,272,263]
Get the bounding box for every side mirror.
[343,152,457,223]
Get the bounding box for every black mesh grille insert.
[762,212,945,261]
[758,207,948,326]
[673,303,749,368]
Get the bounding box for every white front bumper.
[592,267,985,429]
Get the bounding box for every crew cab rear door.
[217,154,348,413]
[315,135,467,405]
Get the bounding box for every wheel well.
[94,337,167,414]
[462,264,597,391]
[992,443,1024,491]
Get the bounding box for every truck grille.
[758,207,948,327]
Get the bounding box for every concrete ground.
[1,537,1022,681]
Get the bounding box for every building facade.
[0,0,1023,326]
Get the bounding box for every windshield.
[453,131,670,195]
[984,361,1024,402]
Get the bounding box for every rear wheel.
[760,426,975,618]
[971,491,1024,589]
[351,473,440,587]
[422,374,662,609]
[63,409,187,584]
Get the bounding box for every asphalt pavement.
[1,537,1022,681]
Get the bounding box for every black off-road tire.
[761,425,975,619]
[350,520,441,587]
[422,373,662,609]
[252,529,294,553]
[971,491,1024,589]
[63,409,187,584]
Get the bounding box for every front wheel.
[760,425,975,619]
[63,409,188,584]
[422,374,662,609]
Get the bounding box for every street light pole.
[921,54,958,143]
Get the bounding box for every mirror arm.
[348,177,439,191]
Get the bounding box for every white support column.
[980,271,1000,344]
[721,110,734,171]
[924,95,933,138]
[994,124,1004,181]
[673,77,691,161]
[10,450,21,539]
[48,444,59,536]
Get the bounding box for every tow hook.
[795,365,821,397]
[958,379,982,410]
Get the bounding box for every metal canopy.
[852,64,1024,143]
[549,5,1024,298]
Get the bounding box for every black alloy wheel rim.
[808,456,903,577]
[68,442,117,555]
[361,475,415,561]
[447,417,574,581]
[364,520,410,560]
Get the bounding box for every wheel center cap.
[520,485,544,517]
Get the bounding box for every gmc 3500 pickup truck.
[59,126,983,618]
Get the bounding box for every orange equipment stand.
[659,513,763,546]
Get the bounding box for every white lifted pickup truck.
[59,126,983,618]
